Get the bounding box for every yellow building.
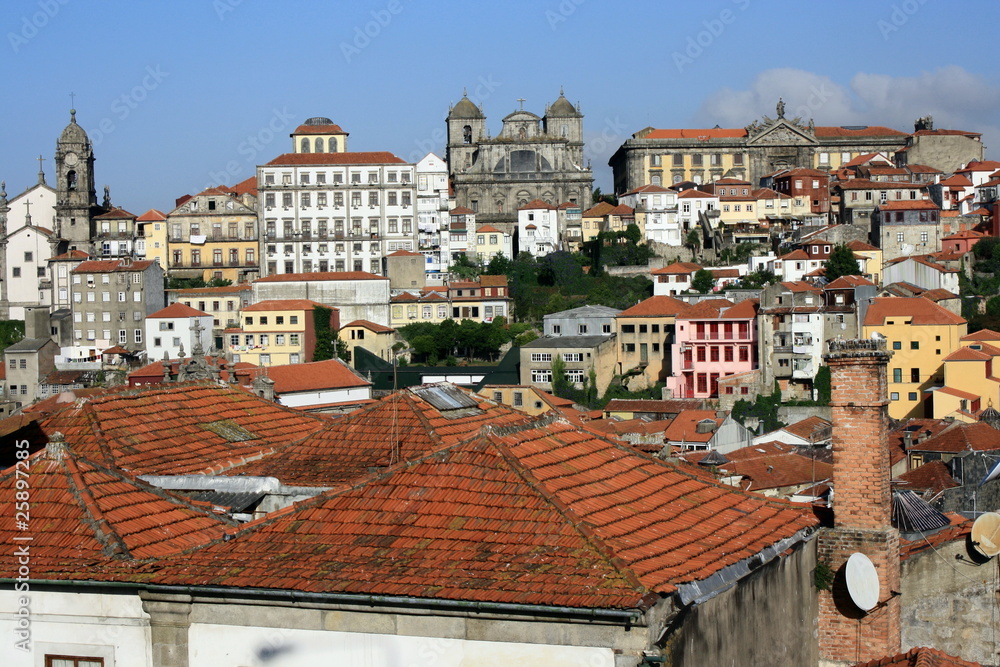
[478,385,577,417]
[165,188,260,284]
[931,329,1000,422]
[579,202,644,244]
[862,296,967,419]
[137,209,168,267]
[615,295,690,390]
[473,224,512,264]
[339,319,397,363]
[226,299,331,366]
[846,240,883,284]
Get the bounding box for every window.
[531,369,553,383]
[892,341,901,350]
[911,368,920,383]
[290,333,300,345]
[290,316,298,325]
[530,353,553,362]
[578,324,588,334]
[552,325,561,334]
[134,329,142,344]
[890,392,899,401]
[910,341,919,350]
[513,392,523,407]
[562,353,583,362]
[893,368,902,383]
[908,392,918,401]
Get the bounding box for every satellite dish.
[971,512,1000,558]
[845,552,880,612]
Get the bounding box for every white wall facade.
[253,276,391,327]
[145,314,214,360]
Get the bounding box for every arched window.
[67,170,77,191]
[315,138,325,153]
[300,138,310,153]
[463,125,472,144]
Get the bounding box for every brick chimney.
[817,339,900,666]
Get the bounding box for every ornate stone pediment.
[746,119,818,147]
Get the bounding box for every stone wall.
[662,539,819,667]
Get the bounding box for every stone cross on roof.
[190,318,205,356]
[516,97,526,111]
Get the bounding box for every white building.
[252,270,391,327]
[619,184,681,246]
[145,302,214,360]
[474,224,513,265]
[676,189,720,233]
[882,255,961,295]
[258,118,417,277]
[415,152,451,278]
[1,178,59,319]
[517,199,561,257]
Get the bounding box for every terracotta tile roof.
[387,249,422,257]
[72,259,154,273]
[519,198,557,210]
[342,319,395,333]
[825,275,876,289]
[852,645,983,667]
[263,358,370,394]
[962,329,1000,342]
[939,174,973,187]
[618,295,689,318]
[956,160,1000,173]
[846,239,880,251]
[37,382,326,475]
[814,125,907,137]
[0,444,233,569]
[49,249,91,261]
[478,275,508,287]
[942,229,986,241]
[147,303,210,319]
[136,208,168,222]
[265,151,404,166]
[714,442,834,492]
[676,189,716,199]
[863,297,966,327]
[878,200,939,211]
[711,268,741,279]
[242,299,326,312]
[720,298,758,319]
[645,128,748,139]
[227,385,533,487]
[943,347,993,362]
[909,421,1000,453]
[255,270,386,283]
[608,204,635,215]
[449,206,475,215]
[899,513,972,562]
[887,419,953,466]
[680,299,735,320]
[782,416,833,441]
[836,179,924,190]
[164,412,818,608]
[230,176,258,198]
[895,461,958,495]
[584,201,623,218]
[779,249,809,260]
[651,261,702,275]
[42,369,92,385]
[94,207,136,220]
[625,184,673,194]
[663,410,724,443]
[21,387,110,417]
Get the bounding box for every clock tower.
[54,108,98,252]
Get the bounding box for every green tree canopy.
[692,268,715,294]
[823,244,860,282]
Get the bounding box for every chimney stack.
[817,339,900,664]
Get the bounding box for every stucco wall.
[662,538,819,667]
[899,537,996,665]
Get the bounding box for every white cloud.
[694,67,1000,157]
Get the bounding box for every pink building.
[667,298,759,399]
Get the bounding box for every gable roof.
[651,261,702,275]
[863,297,966,327]
[908,421,1000,454]
[618,295,689,318]
[264,358,370,394]
[341,319,395,334]
[714,442,834,492]
[147,302,211,319]
[266,151,405,166]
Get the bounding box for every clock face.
[65,152,79,167]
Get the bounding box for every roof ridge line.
[481,420,648,593]
[62,452,133,559]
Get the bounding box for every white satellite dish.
[845,552,880,612]
[971,512,1000,558]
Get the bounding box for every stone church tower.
[446,90,593,232]
[54,109,99,252]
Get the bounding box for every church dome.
[59,110,90,143]
[449,95,484,119]
[547,93,580,117]
[979,404,1000,431]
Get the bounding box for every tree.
[692,268,715,294]
[622,223,642,246]
[311,306,337,361]
[550,356,569,397]
[823,244,860,282]
[484,252,513,276]
[685,229,701,252]
[449,253,479,279]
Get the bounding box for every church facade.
[609,101,984,194]
[446,91,593,233]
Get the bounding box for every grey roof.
[184,490,265,513]
[521,334,615,349]
[449,96,484,119]
[543,305,621,320]
[892,490,950,533]
[547,95,581,117]
[5,337,54,353]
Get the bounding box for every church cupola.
[54,108,98,248]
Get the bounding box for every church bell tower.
[54,108,97,251]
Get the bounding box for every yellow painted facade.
[338,321,396,363]
[165,190,260,284]
[226,301,322,366]
[932,331,1000,421]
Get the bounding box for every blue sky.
[1,0,997,213]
